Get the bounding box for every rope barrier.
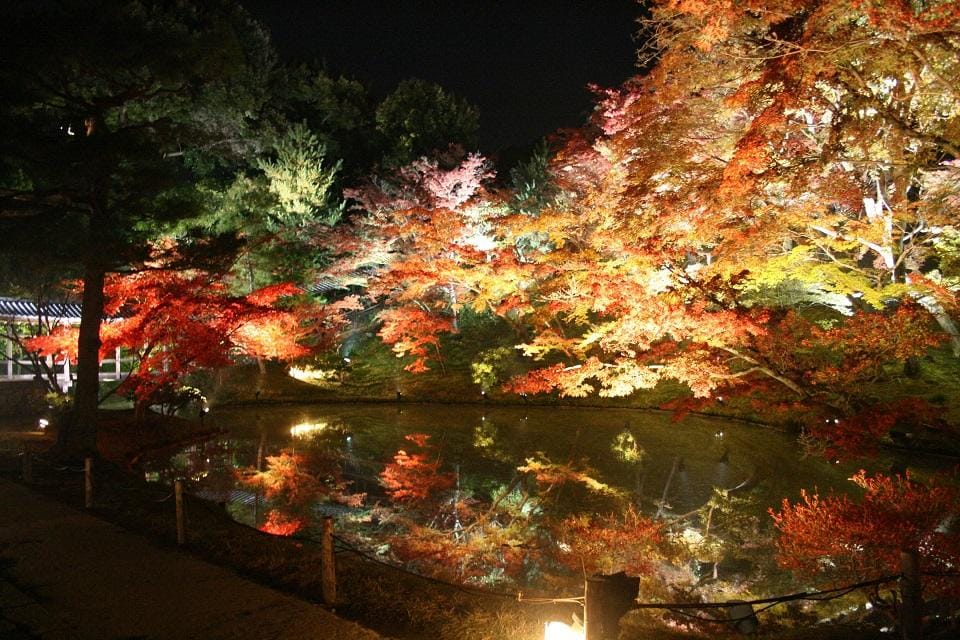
[631,574,900,610]
[650,576,900,625]
[328,530,912,620]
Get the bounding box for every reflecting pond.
[145,403,927,591]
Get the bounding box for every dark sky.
[242,0,641,153]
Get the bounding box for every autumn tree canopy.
[479,0,960,437]
[320,0,960,460]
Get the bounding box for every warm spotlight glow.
[37,418,49,430]
[544,621,584,640]
[290,422,327,438]
[287,366,337,383]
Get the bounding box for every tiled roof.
[0,297,83,322]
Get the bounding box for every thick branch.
[719,347,807,397]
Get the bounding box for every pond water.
[145,403,930,590]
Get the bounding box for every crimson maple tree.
[771,470,960,596]
[25,270,342,420]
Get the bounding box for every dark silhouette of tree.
[375,79,480,166]
[0,0,274,455]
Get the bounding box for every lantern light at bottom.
[544,620,583,640]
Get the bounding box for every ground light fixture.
[544,620,584,640]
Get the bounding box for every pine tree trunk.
[61,264,105,457]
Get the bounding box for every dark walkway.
[0,479,382,640]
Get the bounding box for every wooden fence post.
[84,457,93,508]
[175,480,186,546]
[585,573,641,640]
[322,516,337,606]
[900,549,923,640]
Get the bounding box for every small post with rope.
[175,479,186,546]
[585,573,641,640]
[899,550,922,640]
[322,516,337,605]
[84,457,93,508]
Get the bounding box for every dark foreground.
[0,478,381,640]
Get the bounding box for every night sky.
[242,0,641,153]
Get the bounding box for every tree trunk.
[134,398,148,426]
[912,291,960,357]
[61,263,105,457]
[933,311,960,357]
[655,457,680,519]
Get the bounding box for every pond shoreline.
[212,396,786,430]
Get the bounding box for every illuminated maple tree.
[771,470,960,596]
[490,0,959,449]
[25,270,341,419]
[259,509,307,537]
[328,149,541,372]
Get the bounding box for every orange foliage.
[233,313,311,361]
[803,304,945,387]
[23,325,80,364]
[492,0,960,418]
[243,452,323,506]
[771,470,960,595]
[377,308,454,373]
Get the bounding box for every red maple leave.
[771,470,960,596]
